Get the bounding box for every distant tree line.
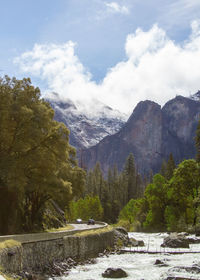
[66,153,146,223]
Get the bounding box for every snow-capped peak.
[47,93,128,149]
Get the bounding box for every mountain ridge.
[48,96,127,149]
[81,95,200,174]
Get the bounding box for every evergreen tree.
[196,120,200,162]
[144,174,168,231]
[166,159,200,230]
[123,153,137,201]
[160,159,167,178]
[166,153,176,180]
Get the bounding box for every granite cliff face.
[82,96,200,174]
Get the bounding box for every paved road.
[65,223,104,231]
[0,223,107,243]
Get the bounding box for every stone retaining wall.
[0,230,114,273]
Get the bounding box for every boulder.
[129,238,145,247]
[102,268,128,278]
[115,227,128,236]
[161,233,189,248]
[172,265,200,274]
[154,259,164,265]
[114,227,129,247]
[186,237,200,244]
[137,240,145,246]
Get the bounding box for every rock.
[154,259,168,267]
[177,232,189,236]
[129,237,138,246]
[24,272,32,280]
[154,259,164,265]
[129,238,145,247]
[102,268,128,278]
[115,227,128,236]
[50,97,126,150]
[137,240,145,246]
[161,233,190,248]
[82,95,200,176]
[173,264,200,274]
[165,277,196,280]
[186,237,200,244]
[114,227,129,247]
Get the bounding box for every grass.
[0,240,21,251]
[74,225,113,237]
[46,224,74,232]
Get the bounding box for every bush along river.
[53,231,200,280]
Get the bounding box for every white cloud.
[105,2,129,15]
[14,21,200,115]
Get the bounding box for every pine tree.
[123,153,137,201]
[196,120,200,162]
[160,159,167,178]
[166,153,176,180]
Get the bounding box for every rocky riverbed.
[53,232,200,280]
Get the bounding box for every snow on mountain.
[47,93,127,149]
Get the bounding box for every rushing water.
[56,232,200,280]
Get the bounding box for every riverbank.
[0,224,114,279]
[63,232,200,280]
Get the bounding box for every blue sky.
[1,0,200,113]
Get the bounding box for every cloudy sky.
[1,0,200,114]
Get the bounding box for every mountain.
[81,95,200,175]
[48,96,127,149]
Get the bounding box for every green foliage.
[66,195,103,221]
[166,159,200,230]
[123,153,137,200]
[116,220,132,231]
[119,199,135,224]
[84,154,144,224]
[0,76,85,234]
[160,153,176,180]
[118,197,148,231]
[143,174,167,231]
[119,157,200,233]
[196,119,200,162]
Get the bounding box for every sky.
[1,0,200,115]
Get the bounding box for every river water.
[56,232,200,280]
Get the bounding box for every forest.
[1,76,200,235]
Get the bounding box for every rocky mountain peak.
[126,100,161,126]
[82,95,200,175]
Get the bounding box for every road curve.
[0,223,107,243]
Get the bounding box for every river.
[56,232,200,280]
